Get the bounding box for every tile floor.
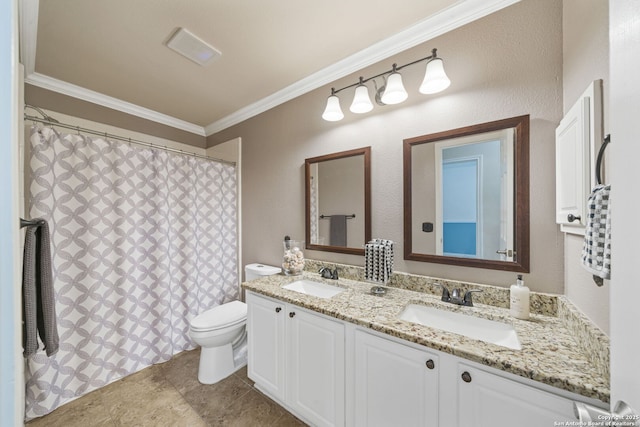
[26,349,306,426]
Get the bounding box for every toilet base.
[197,343,235,385]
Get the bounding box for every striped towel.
[581,185,611,280]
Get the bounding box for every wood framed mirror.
[403,115,529,272]
[305,147,371,255]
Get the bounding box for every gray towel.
[329,215,347,246]
[22,220,59,357]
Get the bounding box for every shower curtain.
[24,126,238,419]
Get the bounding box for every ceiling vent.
[166,28,221,66]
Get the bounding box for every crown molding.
[204,0,520,135]
[19,0,39,76]
[25,73,207,136]
[20,0,519,137]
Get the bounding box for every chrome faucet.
[435,283,482,307]
[319,267,339,280]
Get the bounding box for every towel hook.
[20,218,44,228]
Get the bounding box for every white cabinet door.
[287,306,345,427]
[556,96,590,227]
[247,292,345,426]
[456,363,575,427]
[246,292,286,401]
[354,330,439,427]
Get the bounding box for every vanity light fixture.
[349,77,374,113]
[321,88,344,121]
[380,64,408,105]
[322,48,450,121]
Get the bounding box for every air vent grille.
[166,28,221,66]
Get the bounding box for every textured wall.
[25,85,207,148]
[211,0,564,292]
[562,0,610,334]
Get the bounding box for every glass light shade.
[381,72,408,105]
[419,58,451,94]
[349,84,373,113]
[322,95,344,121]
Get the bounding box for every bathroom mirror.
[403,115,529,272]
[305,147,371,255]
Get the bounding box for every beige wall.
[25,85,207,148]
[210,0,565,293]
[562,0,610,334]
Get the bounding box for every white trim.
[1,0,22,424]
[19,0,38,76]
[20,0,520,136]
[204,0,520,135]
[25,73,207,136]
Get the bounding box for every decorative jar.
[283,239,305,276]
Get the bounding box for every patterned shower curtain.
[24,126,239,419]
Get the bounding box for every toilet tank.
[244,263,281,281]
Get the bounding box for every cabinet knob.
[275,307,281,313]
[289,312,296,318]
[461,371,472,383]
[425,359,435,370]
[567,213,581,223]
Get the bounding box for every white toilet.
[189,263,280,384]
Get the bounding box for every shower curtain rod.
[24,108,236,166]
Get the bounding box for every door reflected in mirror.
[305,147,371,255]
[404,116,529,272]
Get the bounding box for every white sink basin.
[399,304,521,350]
[282,280,345,299]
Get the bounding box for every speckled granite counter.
[242,271,610,403]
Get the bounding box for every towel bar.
[320,214,356,219]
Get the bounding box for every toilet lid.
[190,300,247,331]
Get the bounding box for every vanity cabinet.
[456,362,575,427]
[246,290,285,400]
[246,291,345,427]
[351,328,589,427]
[353,330,439,427]
[247,292,603,427]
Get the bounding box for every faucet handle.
[318,266,339,279]
[434,283,450,302]
[463,289,483,307]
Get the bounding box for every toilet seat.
[190,300,247,332]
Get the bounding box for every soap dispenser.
[510,274,530,320]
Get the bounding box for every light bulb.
[381,72,408,105]
[419,58,451,94]
[322,94,344,121]
[350,84,373,114]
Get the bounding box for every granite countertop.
[242,272,610,403]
